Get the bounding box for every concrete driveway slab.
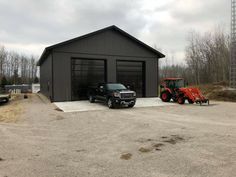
[54,98,175,112]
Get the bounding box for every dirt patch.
[136,135,185,153]
[153,143,164,148]
[162,135,184,145]
[0,157,5,161]
[56,115,65,120]
[120,153,132,160]
[76,149,86,152]
[136,138,155,143]
[139,147,152,153]
[161,136,168,139]
[153,143,164,151]
[0,94,24,123]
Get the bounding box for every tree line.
[160,27,230,85]
[0,45,38,89]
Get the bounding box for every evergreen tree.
[0,76,8,89]
[34,77,39,83]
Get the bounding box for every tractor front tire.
[188,99,194,104]
[161,91,171,102]
[178,97,185,104]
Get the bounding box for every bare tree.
[159,27,230,86]
[0,45,38,85]
[0,46,7,79]
[184,27,230,85]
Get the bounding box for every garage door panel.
[117,61,145,97]
[117,61,142,66]
[72,60,104,65]
[71,58,106,100]
[72,65,105,70]
[72,70,104,76]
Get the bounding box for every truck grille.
[120,93,134,99]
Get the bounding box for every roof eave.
[37,48,51,66]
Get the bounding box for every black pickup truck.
[88,83,136,108]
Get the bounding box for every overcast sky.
[0,0,231,63]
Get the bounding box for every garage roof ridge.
[37,25,165,66]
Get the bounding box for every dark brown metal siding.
[40,54,53,100]
[42,29,160,102]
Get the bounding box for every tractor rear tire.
[161,91,171,102]
[178,97,185,104]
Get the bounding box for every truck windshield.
[106,84,127,90]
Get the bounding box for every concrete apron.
[54,98,176,113]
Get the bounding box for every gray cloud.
[0,0,231,63]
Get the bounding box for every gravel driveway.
[0,94,235,177]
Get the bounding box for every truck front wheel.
[128,103,135,108]
[89,95,95,103]
[107,98,115,108]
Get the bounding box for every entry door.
[116,61,145,97]
[71,58,106,100]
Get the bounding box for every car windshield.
[106,83,127,90]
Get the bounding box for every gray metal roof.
[37,25,165,66]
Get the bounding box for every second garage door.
[71,58,106,100]
[116,61,145,97]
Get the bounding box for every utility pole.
[230,0,236,88]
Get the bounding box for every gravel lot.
[0,94,235,177]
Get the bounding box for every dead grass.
[0,94,24,123]
[191,82,236,102]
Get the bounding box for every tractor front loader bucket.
[181,88,210,106]
[195,99,210,106]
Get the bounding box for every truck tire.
[161,91,171,102]
[128,103,135,108]
[89,95,95,103]
[4,98,9,103]
[107,98,115,109]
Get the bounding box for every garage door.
[71,58,106,100]
[116,61,145,97]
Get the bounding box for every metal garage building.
[38,25,165,102]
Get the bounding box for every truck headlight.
[133,92,136,97]
[113,92,120,97]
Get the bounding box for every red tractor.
[160,78,209,105]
